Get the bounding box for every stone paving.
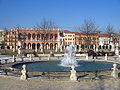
[0,75,120,90]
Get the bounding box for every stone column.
[13,48,15,52]
[93,45,95,51]
[41,44,43,52]
[35,43,37,52]
[79,45,81,52]
[111,44,114,52]
[96,45,98,52]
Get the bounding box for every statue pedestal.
[70,66,77,81]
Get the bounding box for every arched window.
[77,45,79,50]
[23,43,26,49]
[32,43,35,49]
[32,33,36,40]
[7,46,10,49]
[28,33,31,40]
[50,34,53,40]
[81,45,84,49]
[37,34,40,40]
[106,45,108,49]
[50,43,53,50]
[41,34,44,40]
[46,43,49,50]
[37,43,40,49]
[99,46,101,49]
[45,34,49,40]
[103,45,105,49]
[90,45,93,49]
[54,34,58,40]
[109,45,112,49]
[28,43,31,49]
[55,43,58,50]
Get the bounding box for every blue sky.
[0,0,120,32]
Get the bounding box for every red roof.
[63,30,71,32]
[99,34,109,37]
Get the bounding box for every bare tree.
[35,19,58,53]
[77,19,98,50]
[79,19,97,33]
[105,24,118,45]
[105,24,114,34]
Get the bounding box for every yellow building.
[63,30,75,45]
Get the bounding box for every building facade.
[5,28,62,52]
[4,28,120,53]
[0,30,6,49]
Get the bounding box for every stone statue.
[86,54,88,60]
[115,43,119,55]
[21,64,27,80]
[70,65,77,81]
[12,55,16,62]
[111,63,118,78]
[105,53,108,60]
[30,54,32,61]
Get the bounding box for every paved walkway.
[0,75,120,90]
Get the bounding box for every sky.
[0,0,120,32]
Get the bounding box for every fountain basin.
[12,61,118,72]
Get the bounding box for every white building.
[98,34,112,52]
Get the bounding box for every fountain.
[12,44,119,80]
[60,44,78,67]
[60,44,78,81]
